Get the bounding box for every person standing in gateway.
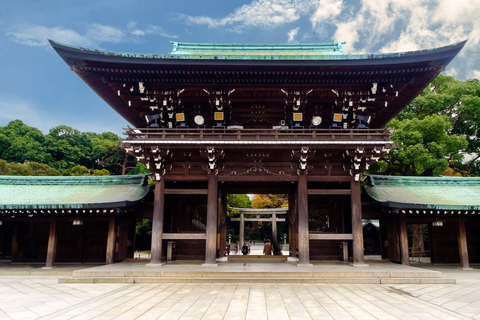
[263,239,273,255]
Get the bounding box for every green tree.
[371,115,467,176]
[0,160,61,176]
[251,194,288,208]
[0,120,145,176]
[46,125,93,170]
[0,120,53,165]
[395,75,480,175]
[24,161,62,176]
[227,194,251,208]
[65,165,110,176]
[126,162,150,176]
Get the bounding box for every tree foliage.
[227,194,251,208]
[0,120,144,176]
[251,194,288,209]
[370,75,479,176]
[371,115,467,176]
[0,160,61,176]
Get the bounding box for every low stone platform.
[57,260,456,284]
[227,255,288,263]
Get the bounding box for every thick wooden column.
[44,215,57,268]
[272,213,278,250]
[297,173,310,264]
[399,215,409,266]
[239,213,245,249]
[11,224,18,262]
[150,178,165,264]
[218,188,227,257]
[205,173,218,264]
[351,180,365,265]
[117,219,129,261]
[288,188,298,257]
[106,212,116,265]
[457,216,470,269]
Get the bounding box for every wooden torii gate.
[231,207,287,250]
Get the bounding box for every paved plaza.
[0,263,479,320]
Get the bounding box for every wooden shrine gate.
[50,39,464,266]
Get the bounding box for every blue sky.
[1,0,479,135]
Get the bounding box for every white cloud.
[332,0,480,56]
[86,23,125,44]
[7,22,177,48]
[469,69,480,80]
[131,25,178,39]
[310,0,343,29]
[181,0,315,32]
[287,27,300,42]
[445,67,459,78]
[126,21,178,38]
[7,25,96,48]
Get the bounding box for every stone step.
[71,270,443,279]
[59,276,456,284]
[227,255,288,263]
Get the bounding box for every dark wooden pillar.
[288,188,298,257]
[44,215,57,268]
[105,212,116,265]
[239,213,245,248]
[351,179,365,265]
[11,224,18,262]
[205,174,218,264]
[457,216,470,269]
[297,173,310,264]
[272,213,278,250]
[218,188,227,257]
[399,215,409,266]
[28,222,35,261]
[150,178,165,264]
[387,215,401,263]
[117,219,129,261]
[76,223,84,263]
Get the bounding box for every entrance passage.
[230,207,288,256]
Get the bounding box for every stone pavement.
[0,264,479,320]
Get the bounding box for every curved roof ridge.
[367,174,480,186]
[0,174,150,186]
[49,39,467,61]
[365,174,480,210]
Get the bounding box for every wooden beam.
[105,212,116,265]
[308,189,351,195]
[351,179,365,265]
[231,218,286,222]
[307,176,352,182]
[218,175,298,182]
[297,173,310,264]
[457,216,470,269]
[162,233,207,240]
[165,189,208,195]
[45,215,57,268]
[165,175,208,181]
[205,174,218,264]
[150,178,165,264]
[309,233,353,240]
[399,215,409,266]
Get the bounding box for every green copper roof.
[365,175,480,210]
[169,41,345,59]
[50,39,467,62]
[0,175,150,210]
